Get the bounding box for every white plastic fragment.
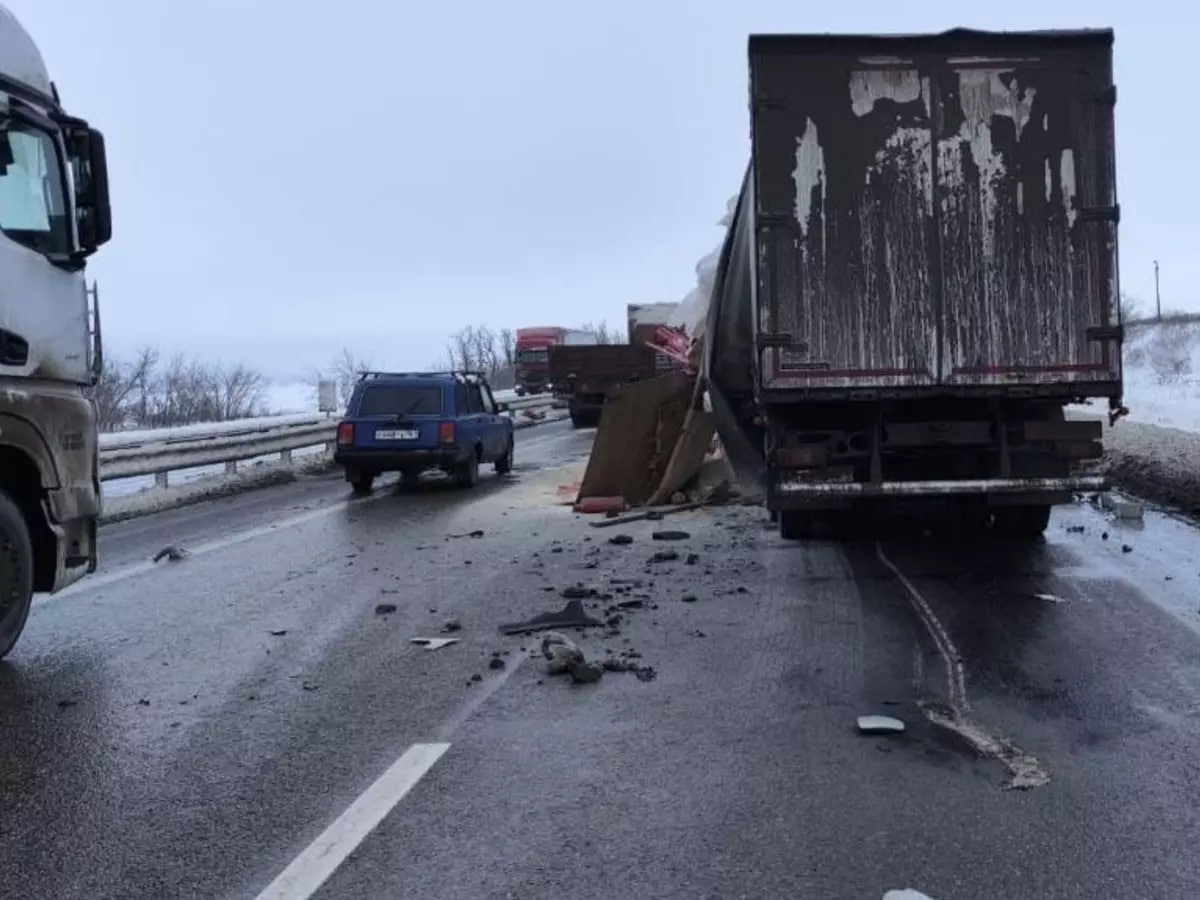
[410,638,459,651]
[1033,593,1068,604]
[883,890,938,900]
[857,715,905,735]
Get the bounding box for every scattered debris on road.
[590,501,704,528]
[857,715,906,735]
[152,545,188,563]
[500,599,604,635]
[410,637,460,651]
[268,629,288,636]
[608,534,634,545]
[374,603,398,615]
[541,631,586,673]
[560,584,597,599]
[447,529,486,539]
[1033,593,1068,604]
[650,550,679,563]
[652,530,691,541]
[601,657,658,681]
[443,618,463,633]
[1099,493,1146,521]
[568,660,604,683]
[488,656,506,670]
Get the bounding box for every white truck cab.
[0,3,112,658]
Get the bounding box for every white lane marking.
[876,542,1050,791]
[252,742,450,900]
[46,494,387,603]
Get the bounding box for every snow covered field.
[1115,320,1200,433]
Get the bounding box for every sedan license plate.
[375,429,418,441]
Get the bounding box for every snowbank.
[101,455,336,525]
[1069,318,1200,517]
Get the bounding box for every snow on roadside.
[99,405,571,519]
[1118,320,1200,433]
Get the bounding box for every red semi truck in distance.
[514,327,598,394]
[514,327,566,395]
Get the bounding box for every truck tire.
[778,510,815,541]
[569,408,586,429]
[0,491,35,660]
[992,504,1051,538]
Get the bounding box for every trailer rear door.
[750,29,1120,394]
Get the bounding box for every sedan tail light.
[438,422,455,444]
[337,422,354,445]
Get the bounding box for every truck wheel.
[0,491,35,660]
[455,451,480,488]
[778,510,815,541]
[349,470,374,495]
[569,409,586,429]
[495,438,514,475]
[992,504,1051,538]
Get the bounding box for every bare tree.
[89,348,266,430]
[577,320,616,344]
[1147,321,1199,382]
[499,328,515,368]
[444,325,515,389]
[88,346,156,431]
[218,364,267,420]
[328,347,374,406]
[1119,292,1143,323]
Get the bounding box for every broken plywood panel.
[575,372,693,507]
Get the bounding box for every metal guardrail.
[97,395,559,486]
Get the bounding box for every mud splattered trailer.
[729,29,1123,537]
[750,28,1121,394]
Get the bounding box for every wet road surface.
[3,422,1200,899]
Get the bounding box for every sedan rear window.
[357,385,444,416]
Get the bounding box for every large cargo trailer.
[706,28,1124,539]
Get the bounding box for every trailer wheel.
[778,510,816,541]
[0,490,34,660]
[992,504,1051,538]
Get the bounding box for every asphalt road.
[3,419,1200,899]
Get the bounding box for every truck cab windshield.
[517,348,549,364]
[0,120,69,257]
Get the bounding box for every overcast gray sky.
[11,0,1194,379]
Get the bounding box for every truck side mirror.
[67,126,112,254]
